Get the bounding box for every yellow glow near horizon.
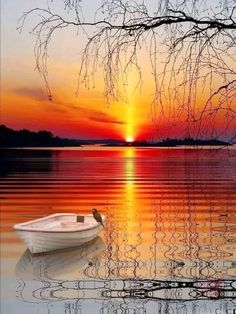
[126,103,134,142]
[126,136,134,143]
[124,70,138,142]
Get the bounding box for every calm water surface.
[0,147,236,314]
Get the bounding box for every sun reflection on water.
[1,147,236,313]
[125,147,135,206]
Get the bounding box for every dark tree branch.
[18,0,236,141]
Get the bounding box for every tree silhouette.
[18,0,236,141]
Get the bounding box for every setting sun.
[126,136,134,143]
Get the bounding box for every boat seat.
[60,221,88,228]
[76,215,85,223]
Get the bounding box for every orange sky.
[1,0,235,141]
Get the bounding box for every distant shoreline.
[1,145,235,150]
[0,124,232,148]
[103,141,232,147]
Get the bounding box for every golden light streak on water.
[124,148,137,244]
[0,147,236,313]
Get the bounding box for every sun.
[126,136,134,143]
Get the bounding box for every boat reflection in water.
[15,236,236,314]
[16,237,105,281]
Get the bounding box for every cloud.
[88,111,125,125]
[13,87,46,101]
[56,100,126,125]
[11,88,126,125]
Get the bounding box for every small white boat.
[13,213,106,254]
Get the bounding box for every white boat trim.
[13,213,106,233]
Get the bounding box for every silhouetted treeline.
[0,125,231,147]
[106,138,231,147]
[0,125,81,147]
[153,137,231,147]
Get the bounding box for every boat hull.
[16,226,103,254]
[14,213,105,254]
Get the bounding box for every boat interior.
[15,214,100,232]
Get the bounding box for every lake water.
[0,147,236,314]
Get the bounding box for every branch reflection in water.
[1,146,234,313]
[15,211,236,313]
